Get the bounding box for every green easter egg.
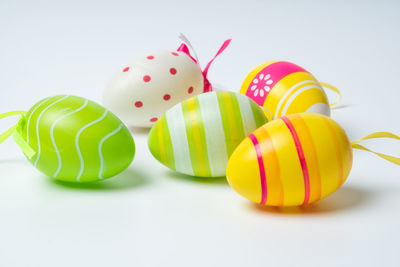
[148,91,268,177]
[14,95,135,182]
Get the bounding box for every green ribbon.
[0,110,35,159]
[0,111,26,144]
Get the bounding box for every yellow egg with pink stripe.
[226,113,353,206]
[240,61,340,120]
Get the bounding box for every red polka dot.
[150,117,158,122]
[123,67,130,72]
[147,55,154,60]
[143,75,151,82]
[163,94,171,101]
[170,68,177,75]
[134,101,143,108]
[188,86,194,94]
[171,52,179,56]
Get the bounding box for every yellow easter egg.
[240,61,331,120]
[226,113,353,207]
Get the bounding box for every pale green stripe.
[181,99,201,176]
[193,97,211,176]
[162,116,175,170]
[148,121,161,161]
[236,95,257,136]
[230,93,246,142]
[216,92,235,156]
[198,93,228,177]
[165,104,193,176]
[250,99,268,127]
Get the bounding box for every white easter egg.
[103,50,204,128]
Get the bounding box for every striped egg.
[148,91,268,177]
[13,95,135,183]
[240,61,330,120]
[226,113,353,206]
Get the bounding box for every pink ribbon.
[177,39,232,92]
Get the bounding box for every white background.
[0,0,399,266]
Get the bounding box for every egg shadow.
[129,126,151,135]
[166,170,228,185]
[248,185,372,215]
[0,157,26,164]
[49,167,149,191]
[331,104,350,110]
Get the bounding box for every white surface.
[0,0,399,266]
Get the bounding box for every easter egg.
[103,50,204,128]
[13,95,135,182]
[240,61,330,120]
[148,91,268,177]
[226,113,353,206]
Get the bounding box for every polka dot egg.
[103,50,204,128]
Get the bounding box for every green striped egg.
[148,91,268,177]
[13,95,135,182]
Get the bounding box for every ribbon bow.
[177,36,231,93]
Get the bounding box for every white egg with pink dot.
[103,37,231,128]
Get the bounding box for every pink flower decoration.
[250,73,273,97]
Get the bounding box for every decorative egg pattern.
[14,95,135,182]
[226,113,353,206]
[103,50,204,128]
[240,61,330,120]
[148,91,268,177]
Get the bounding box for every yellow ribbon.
[351,132,400,165]
[0,111,26,144]
[320,82,342,107]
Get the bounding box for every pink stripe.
[249,134,267,205]
[178,39,232,93]
[281,116,310,205]
[246,61,308,106]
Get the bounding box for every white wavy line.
[75,110,109,182]
[26,97,51,145]
[98,124,124,179]
[34,95,69,167]
[274,80,320,118]
[50,99,89,178]
[280,84,323,116]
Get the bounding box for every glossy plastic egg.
[13,95,135,183]
[226,113,352,206]
[103,50,204,128]
[240,61,330,120]
[148,91,268,177]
